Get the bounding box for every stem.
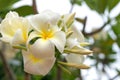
[32,0,38,14]
[0,44,16,80]
[82,16,87,34]
[78,70,83,80]
[69,4,74,13]
[24,72,31,80]
[56,65,62,80]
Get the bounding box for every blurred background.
[0,0,120,80]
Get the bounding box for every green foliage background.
[0,0,120,80]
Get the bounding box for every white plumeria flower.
[22,50,56,75]
[27,10,66,59]
[0,11,30,46]
[66,25,85,48]
[65,25,92,65]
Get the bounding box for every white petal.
[42,10,60,25]
[0,20,15,41]
[65,53,84,64]
[29,39,55,58]
[0,36,12,43]
[50,31,66,53]
[11,29,25,46]
[5,11,19,18]
[29,10,60,32]
[67,38,79,48]
[22,51,56,75]
[71,25,84,42]
[27,31,40,44]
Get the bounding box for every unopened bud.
[64,46,93,55]
[58,61,90,69]
[66,13,75,28]
[80,42,91,46]
[66,31,73,38]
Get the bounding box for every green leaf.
[97,0,107,14]
[84,0,108,14]
[70,0,82,5]
[0,0,19,11]
[112,22,120,37]
[0,10,8,19]
[108,0,120,12]
[13,5,34,16]
[116,37,120,47]
[116,69,120,74]
[116,14,120,22]
[112,20,120,47]
[84,0,97,10]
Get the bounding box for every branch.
[56,65,62,80]
[24,72,31,80]
[82,16,87,33]
[83,20,110,36]
[0,44,16,80]
[110,73,120,80]
[69,0,76,13]
[32,0,38,14]
[78,70,83,80]
[69,4,74,13]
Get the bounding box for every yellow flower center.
[23,31,27,42]
[41,30,54,40]
[29,54,43,63]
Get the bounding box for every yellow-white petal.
[5,11,19,18]
[27,31,40,44]
[65,53,84,64]
[22,51,56,75]
[66,38,79,48]
[11,29,25,46]
[29,10,60,32]
[50,31,66,53]
[29,39,55,58]
[0,11,30,45]
[0,19,15,42]
[71,25,84,42]
[0,35,12,43]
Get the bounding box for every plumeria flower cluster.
[0,10,92,76]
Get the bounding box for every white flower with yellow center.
[0,11,30,46]
[27,10,66,59]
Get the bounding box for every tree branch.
[83,20,110,36]
[82,16,87,34]
[0,43,16,80]
[110,73,120,80]
[32,0,38,14]
[56,65,62,80]
[78,70,83,80]
[24,72,31,80]
[69,4,74,13]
